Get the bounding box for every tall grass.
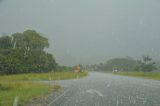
[0,71,88,81]
[0,82,60,106]
[114,72,160,80]
[0,71,88,106]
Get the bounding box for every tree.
[137,56,156,72]
[0,30,57,74]
[12,30,49,57]
[0,36,12,49]
[102,57,137,72]
[22,30,49,51]
[0,49,27,74]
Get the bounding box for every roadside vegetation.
[113,72,160,80]
[0,30,57,74]
[87,56,160,80]
[0,71,88,81]
[0,30,88,106]
[0,71,88,106]
[0,81,60,106]
[88,56,156,72]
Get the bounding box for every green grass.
[0,71,88,81]
[0,81,60,106]
[0,71,88,106]
[113,72,160,80]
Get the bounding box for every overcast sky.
[0,0,160,65]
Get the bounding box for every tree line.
[87,56,156,72]
[0,30,57,74]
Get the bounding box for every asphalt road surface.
[48,72,160,106]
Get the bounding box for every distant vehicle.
[74,65,83,73]
[113,69,118,73]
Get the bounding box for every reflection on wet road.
[48,72,160,106]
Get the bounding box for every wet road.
[48,72,160,106]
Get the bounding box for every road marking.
[116,96,119,106]
[106,84,110,87]
[140,84,160,89]
[47,89,70,106]
[87,89,104,97]
[136,96,145,100]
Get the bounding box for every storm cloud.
[0,0,160,65]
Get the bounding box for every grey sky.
[0,0,160,65]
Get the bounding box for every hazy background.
[0,0,160,66]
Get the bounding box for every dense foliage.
[0,30,57,74]
[88,56,156,72]
[103,57,137,72]
[135,56,156,72]
[56,65,73,71]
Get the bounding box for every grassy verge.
[0,71,88,106]
[113,72,160,80]
[0,71,88,81]
[0,82,60,106]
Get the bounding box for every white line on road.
[94,90,104,97]
[47,89,70,106]
[106,83,110,88]
[87,89,104,97]
[116,96,119,106]
[140,83,160,89]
